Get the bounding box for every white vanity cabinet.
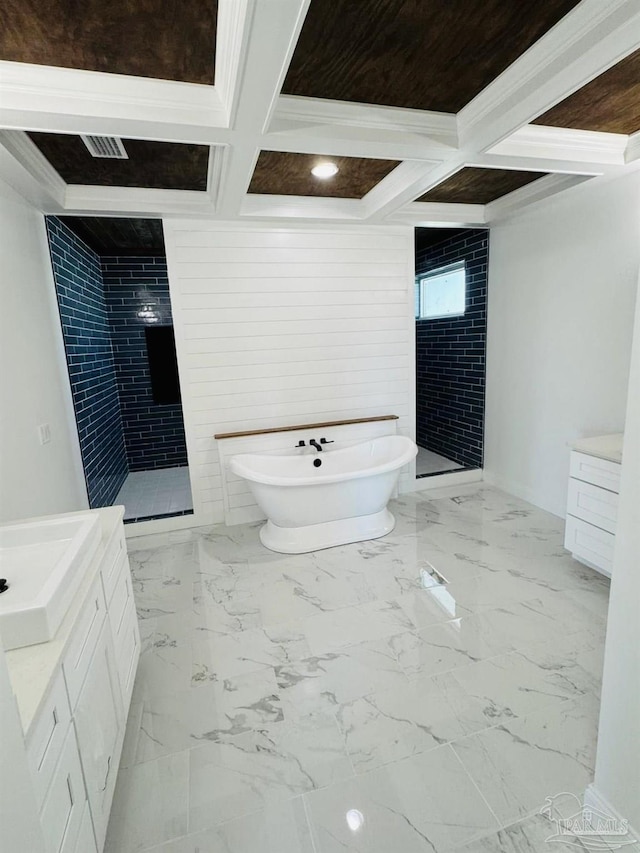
[9,508,139,853]
[564,434,623,577]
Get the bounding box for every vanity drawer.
[101,527,127,605]
[570,451,621,493]
[565,514,615,576]
[40,726,86,853]
[62,575,107,710]
[26,669,72,811]
[567,478,619,534]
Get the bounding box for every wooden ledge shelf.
[214,415,399,440]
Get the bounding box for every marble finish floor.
[105,485,621,853]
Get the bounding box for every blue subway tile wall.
[101,256,188,471]
[415,229,488,469]
[46,218,129,507]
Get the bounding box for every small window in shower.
[145,325,181,404]
[417,260,466,320]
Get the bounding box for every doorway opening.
[46,216,193,523]
[415,227,489,478]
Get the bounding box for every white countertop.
[571,433,624,464]
[4,506,124,737]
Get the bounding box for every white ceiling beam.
[486,124,627,168]
[471,153,616,177]
[388,202,486,228]
[625,132,640,164]
[266,95,456,161]
[458,0,640,152]
[215,0,310,217]
[241,193,362,221]
[0,138,65,212]
[0,131,66,207]
[362,158,466,221]
[485,173,593,222]
[0,61,230,143]
[63,186,216,217]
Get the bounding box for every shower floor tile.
[416,446,464,476]
[105,486,613,853]
[114,466,193,521]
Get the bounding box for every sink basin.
[0,513,101,650]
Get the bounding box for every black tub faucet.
[309,439,322,452]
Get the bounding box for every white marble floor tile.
[393,587,472,627]
[452,693,601,825]
[104,751,189,853]
[138,798,315,852]
[302,598,416,656]
[304,744,498,852]
[192,595,263,636]
[133,573,194,620]
[188,712,354,831]
[123,669,283,765]
[456,811,588,851]
[132,637,192,703]
[335,672,490,772]
[108,485,611,853]
[191,622,311,685]
[447,649,591,725]
[276,637,410,720]
[389,613,510,679]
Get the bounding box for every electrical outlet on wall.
[37,423,51,445]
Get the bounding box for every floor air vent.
[80,135,128,159]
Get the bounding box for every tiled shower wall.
[102,256,188,471]
[46,218,128,506]
[415,229,488,468]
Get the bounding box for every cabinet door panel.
[40,727,85,853]
[74,623,123,851]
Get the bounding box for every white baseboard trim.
[407,468,483,493]
[583,784,639,845]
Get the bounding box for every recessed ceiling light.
[311,161,339,179]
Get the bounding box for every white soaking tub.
[230,435,417,553]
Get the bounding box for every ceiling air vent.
[80,135,129,159]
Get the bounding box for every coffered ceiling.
[416,168,549,205]
[532,48,640,135]
[27,134,210,190]
[249,152,400,199]
[0,0,638,225]
[0,0,217,83]
[282,0,580,113]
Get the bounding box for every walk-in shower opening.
[46,216,193,523]
[414,227,488,479]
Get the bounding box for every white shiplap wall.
[163,221,415,525]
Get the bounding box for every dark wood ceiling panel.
[417,168,549,204]
[248,151,400,198]
[533,49,640,134]
[27,133,209,190]
[60,218,165,255]
[283,0,580,113]
[0,0,217,84]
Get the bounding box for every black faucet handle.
[319,437,334,445]
[296,440,306,447]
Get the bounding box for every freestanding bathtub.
[229,435,417,553]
